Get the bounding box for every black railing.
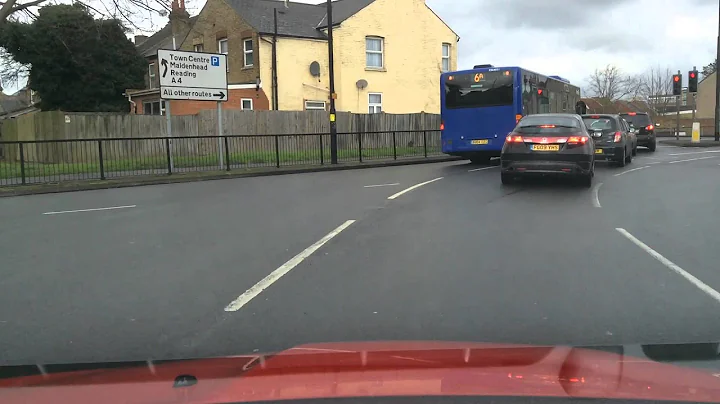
[0,130,443,186]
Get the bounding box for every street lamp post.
[327,0,338,163]
[715,0,720,141]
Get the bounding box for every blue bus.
[440,65,582,163]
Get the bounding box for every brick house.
[128,0,459,115]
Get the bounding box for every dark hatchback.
[581,114,634,167]
[500,114,594,187]
[619,112,656,151]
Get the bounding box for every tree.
[637,66,674,114]
[584,64,640,101]
[0,4,147,111]
[702,59,716,77]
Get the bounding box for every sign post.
[158,49,228,169]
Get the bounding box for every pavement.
[2,144,720,365]
[659,138,720,147]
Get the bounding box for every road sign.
[157,49,228,102]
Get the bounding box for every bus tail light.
[515,114,522,123]
[440,121,445,131]
[614,131,622,142]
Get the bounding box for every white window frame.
[241,98,253,110]
[218,38,229,72]
[304,100,326,110]
[368,93,382,114]
[194,43,204,52]
[441,43,450,72]
[365,36,384,69]
[148,63,156,88]
[243,38,254,67]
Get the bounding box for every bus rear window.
[444,71,514,109]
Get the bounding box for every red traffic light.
[537,89,543,95]
[690,72,697,79]
[674,75,680,82]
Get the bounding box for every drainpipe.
[272,8,279,110]
[125,93,137,113]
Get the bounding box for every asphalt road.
[2,145,720,365]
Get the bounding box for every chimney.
[134,35,148,45]
[170,0,191,47]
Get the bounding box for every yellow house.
[179,0,459,114]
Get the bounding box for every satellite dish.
[356,79,368,89]
[309,61,321,77]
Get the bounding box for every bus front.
[440,68,520,163]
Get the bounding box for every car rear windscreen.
[620,113,651,127]
[444,71,514,109]
[515,116,580,134]
[582,117,617,131]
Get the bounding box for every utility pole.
[716,0,720,141]
[327,0,338,164]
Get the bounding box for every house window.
[305,101,326,110]
[441,43,450,72]
[148,63,156,88]
[243,38,253,67]
[366,37,383,68]
[218,38,229,72]
[194,43,204,52]
[368,93,382,113]
[241,98,253,110]
[142,100,165,115]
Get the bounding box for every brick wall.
[180,0,260,86]
[170,88,270,115]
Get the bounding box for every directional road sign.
[157,49,228,102]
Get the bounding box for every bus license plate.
[532,144,559,151]
[595,149,603,154]
[471,139,489,145]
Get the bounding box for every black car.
[619,112,656,152]
[581,114,634,167]
[500,114,594,187]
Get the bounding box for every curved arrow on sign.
[161,59,168,78]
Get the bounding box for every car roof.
[582,114,620,120]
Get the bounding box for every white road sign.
[157,49,228,102]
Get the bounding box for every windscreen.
[620,113,651,127]
[515,115,580,134]
[582,117,617,131]
[444,71,514,109]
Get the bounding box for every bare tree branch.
[584,64,637,101]
[637,66,674,114]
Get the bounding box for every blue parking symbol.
[211,56,220,67]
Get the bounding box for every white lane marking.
[614,166,651,176]
[668,150,720,156]
[468,166,498,172]
[668,156,716,164]
[387,177,443,200]
[43,205,137,215]
[224,220,356,312]
[647,161,662,165]
[591,182,603,208]
[364,183,400,188]
[616,228,720,304]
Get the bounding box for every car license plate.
[532,144,560,151]
[471,139,489,145]
[595,149,603,154]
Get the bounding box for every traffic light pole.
[327,0,338,164]
[676,70,681,141]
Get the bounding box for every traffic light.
[672,74,682,96]
[689,70,699,93]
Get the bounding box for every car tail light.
[646,124,654,131]
[614,131,622,142]
[505,134,524,143]
[628,112,637,116]
[539,125,555,128]
[567,135,588,145]
[440,121,445,131]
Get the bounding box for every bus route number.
[474,73,484,82]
